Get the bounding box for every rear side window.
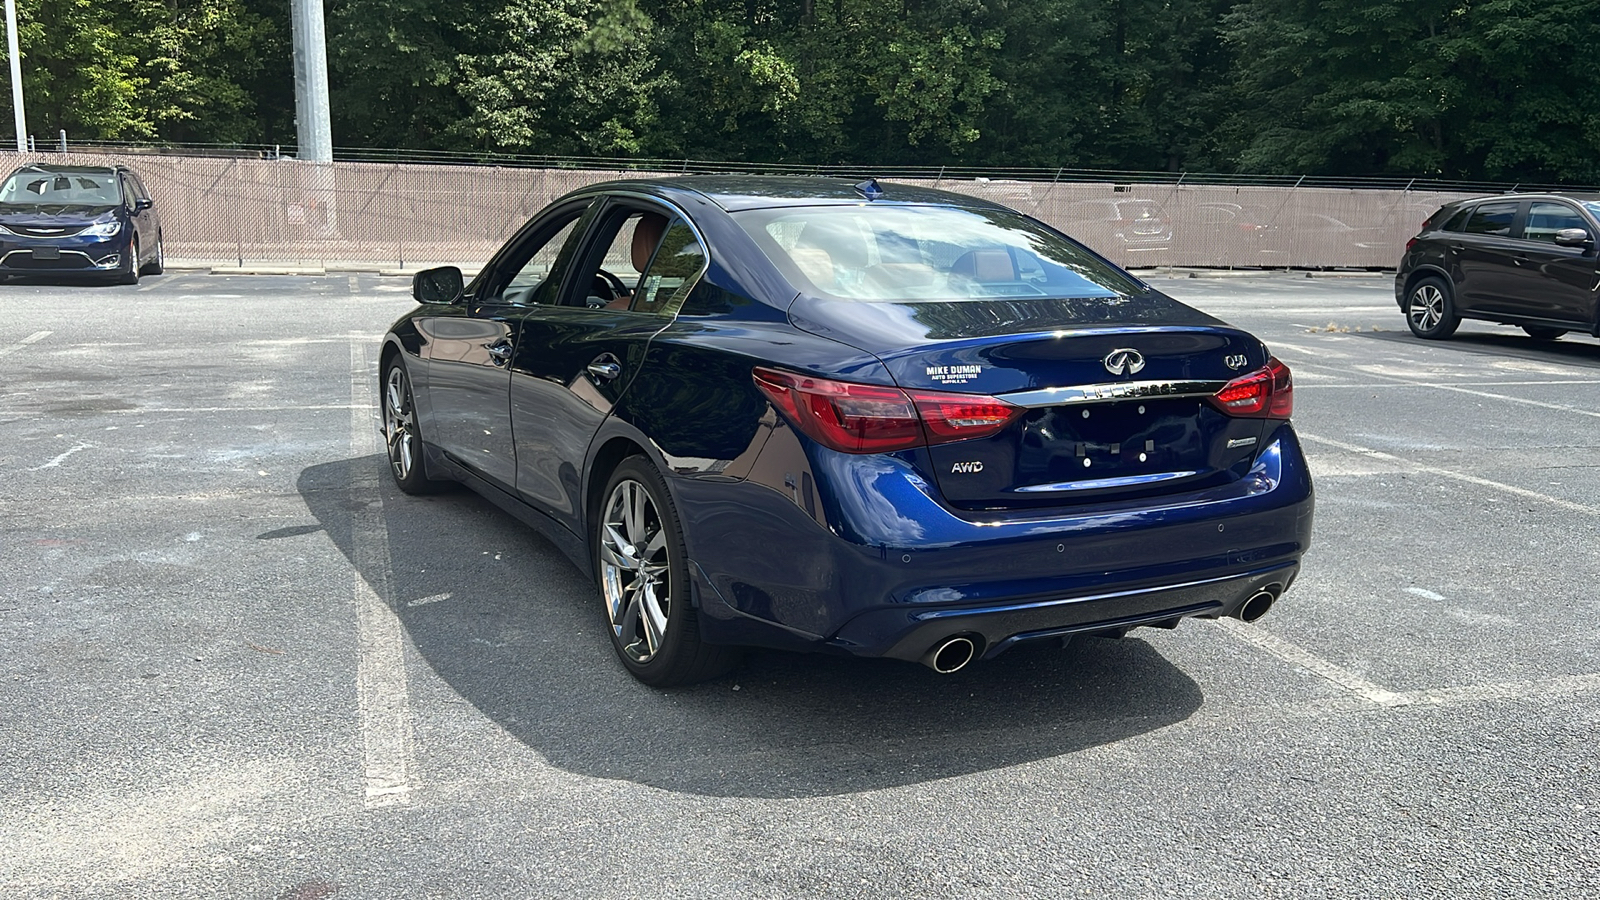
[1524,202,1587,243]
[1440,207,1470,232]
[632,219,706,314]
[1463,202,1518,237]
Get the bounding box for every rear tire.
[141,234,164,275]
[596,456,739,686]
[1521,325,1567,341]
[1405,276,1458,339]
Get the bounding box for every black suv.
[1395,194,1599,341]
[0,163,164,284]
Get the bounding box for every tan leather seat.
[605,212,669,310]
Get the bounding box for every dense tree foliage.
[0,0,1595,181]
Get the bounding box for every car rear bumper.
[675,422,1314,660]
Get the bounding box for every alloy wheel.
[383,366,417,481]
[1409,284,1444,331]
[599,479,671,664]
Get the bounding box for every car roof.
[6,163,130,178]
[1455,192,1600,205]
[567,175,1015,213]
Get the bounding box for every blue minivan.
[0,163,164,284]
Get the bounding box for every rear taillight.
[1209,357,1293,419]
[752,367,1022,453]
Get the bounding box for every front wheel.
[1406,276,1459,339]
[596,457,738,686]
[383,359,448,494]
[117,239,140,285]
[1521,325,1567,341]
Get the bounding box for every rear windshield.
[0,170,121,205]
[732,204,1144,303]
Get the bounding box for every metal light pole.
[290,0,332,162]
[5,0,25,152]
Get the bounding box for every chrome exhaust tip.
[920,636,978,674]
[1237,588,1278,623]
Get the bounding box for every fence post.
[234,158,244,267]
[57,130,65,153]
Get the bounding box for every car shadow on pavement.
[1357,328,1600,368]
[300,456,1205,799]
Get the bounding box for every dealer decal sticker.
[926,364,982,386]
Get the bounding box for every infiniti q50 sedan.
[380,176,1314,686]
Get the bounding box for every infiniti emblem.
[1103,348,1146,376]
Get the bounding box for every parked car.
[0,163,164,284]
[1396,194,1600,340]
[382,176,1313,686]
[1062,198,1173,260]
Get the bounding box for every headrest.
[952,249,1016,283]
[789,247,834,286]
[631,213,669,271]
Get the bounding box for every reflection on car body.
[380,176,1314,685]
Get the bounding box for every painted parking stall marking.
[348,335,417,809]
[0,330,52,357]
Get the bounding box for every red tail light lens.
[909,391,1024,442]
[1210,357,1293,419]
[752,368,1022,453]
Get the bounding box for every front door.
[418,200,594,491]
[1515,200,1600,327]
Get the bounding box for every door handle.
[1513,256,1528,266]
[587,361,622,381]
[485,342,513,365]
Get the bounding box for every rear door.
[1453,200,1525,315]
[508,197,709,531]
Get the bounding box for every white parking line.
[28,441,93,471]
[348,339,415,809]
[1299,433,1600,518]
[0,330,52,357]
[1212,618,1408,706]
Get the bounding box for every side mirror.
[134,198,153,211]
[1553,228,1593,247]
[413,266,464,304]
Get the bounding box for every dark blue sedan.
[381,176,1313,686]
[0,163,165,283]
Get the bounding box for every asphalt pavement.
[1,270,1596,898]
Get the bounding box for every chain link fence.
[9,152,1481,270]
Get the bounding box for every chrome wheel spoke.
[638,582,666,655]
[599,541,631,572]
[642,529,666,559]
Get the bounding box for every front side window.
[0,169,121,206]
[1524,202,1587,242]
[734,204,1143,304]
[488,202,592,305]
[1463,202,1518,237]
